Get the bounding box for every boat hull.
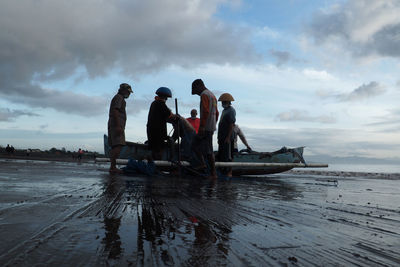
[103,134,305,175]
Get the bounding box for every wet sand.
[0,159,399,266]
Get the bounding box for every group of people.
[107,79,252,178]
[6,144,15,155]
[5,144,15,155]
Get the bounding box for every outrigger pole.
[95,158,328,168]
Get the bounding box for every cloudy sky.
[1,0,399,161]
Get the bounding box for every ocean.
[323,163,400,174]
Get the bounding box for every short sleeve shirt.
[186,117,200,133]
[108,93,127,129]
[217,106,236,142]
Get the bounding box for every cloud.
[307,0,400,59]
[365,109,400,133]
[3,85,109,116]
[276,109,336,124]
[337,81,385,101]
[255,26,281,40]
[126,98,151,115]
[0,108,39,122]
[302,68,334,81]
[241,126,399,159]
[269,49,291,66]
[317,81,386,102]
[0,0,259,116]
[269,49,306,67]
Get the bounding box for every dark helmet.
[156,87,172,98]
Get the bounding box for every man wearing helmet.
[108,83,133,173]
[191,79,219,179]
[217,93,236,177]
[147,87,175,160]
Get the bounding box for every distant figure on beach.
[217,93,236,177]
[108,83,133,173]
[191,79,219,179]
[6,144,15,156]
[78,148,84,161]
[186,109,200,133]
[146,87,175,160]
[233,125,252,153]
[6,144,11,155]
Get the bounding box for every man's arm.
[225,123,234,143]
[111,108,123,133]
[215,105,219,122]
[199,94,210,131]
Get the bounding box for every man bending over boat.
[191,79,219,179]
[107,83,133,173]
[147,87,176,160]
[217,93,236,177]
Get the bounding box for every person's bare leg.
[193,150,206,169]
[110,145,122,172]
[226,167,232,177]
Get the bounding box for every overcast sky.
[1,0,399,161]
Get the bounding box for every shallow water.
[323,163,400,174]
[0,159,399,266]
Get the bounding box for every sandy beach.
[0,158,399,266]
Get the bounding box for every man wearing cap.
[108,83,133,173]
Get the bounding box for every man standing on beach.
[217,93,236,177]
[191,79,219,179]
[107,83,133,173]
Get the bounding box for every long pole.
[174,98,182,173]
[95,158,328,168]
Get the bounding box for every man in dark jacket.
[147,87,175,160]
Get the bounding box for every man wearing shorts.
[108,83,133,173]
[191,79,219,179]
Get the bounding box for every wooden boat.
[102,135,327,175]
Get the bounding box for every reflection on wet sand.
[95,173,306,265]
[1,159,399,266]
[101,176,123,260]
